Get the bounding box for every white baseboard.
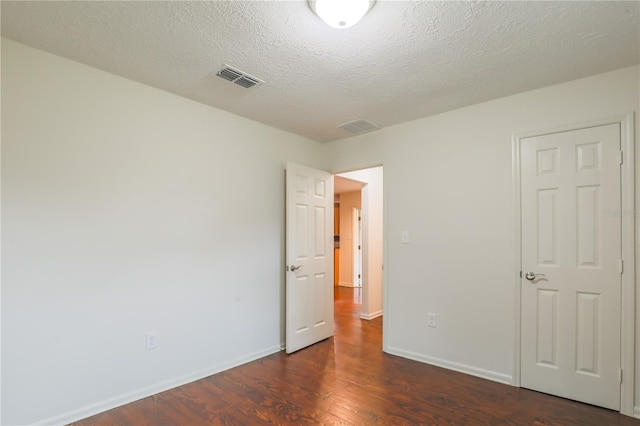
[360,310,382,320]
[634,406,640,419]
[385,346,512,385]
[35,345,282,425]
[338,282,355,287]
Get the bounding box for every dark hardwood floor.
[74,286,639,425]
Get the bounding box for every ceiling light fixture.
[309,0,376,29]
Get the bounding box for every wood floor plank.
[73,287,640,425]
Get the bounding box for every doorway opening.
[333,166,383,321]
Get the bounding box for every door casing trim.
[511,113,636,416]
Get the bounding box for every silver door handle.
[290,265,302,272]
[525,272,546,281]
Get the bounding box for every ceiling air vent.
[234,75,260,89]
[338,119,380,134]
[215,65,264,89]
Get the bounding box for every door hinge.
[619,259,624,274]
[618,368,623,384]
[617,151,623,165]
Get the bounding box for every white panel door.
[520,124,622,410]
[286,162,334,354]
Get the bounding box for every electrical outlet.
[401,230,410,244]
[146,331,158,350]
[427,313,437,328]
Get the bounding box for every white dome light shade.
[312,0,373,29]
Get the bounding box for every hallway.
[74,287,639,425]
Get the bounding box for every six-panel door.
[520,124,622,410]
[285,163,334,354]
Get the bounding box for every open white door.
[285,162,334,354]
[520,124,622,410]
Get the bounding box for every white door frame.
[353,207,362,287]
[511,113,636,416]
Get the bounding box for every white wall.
[338,190,361,286]
[2,38,639,423]
[1,39,323,425]
[338,168,384,319]
[325,66,640,410]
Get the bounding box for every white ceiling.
[2,1,638,143]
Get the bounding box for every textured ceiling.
[2,1,639,143]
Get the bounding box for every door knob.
[525,272,546,281]
[290,265,302,272]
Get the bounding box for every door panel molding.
[511,113,635,416]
